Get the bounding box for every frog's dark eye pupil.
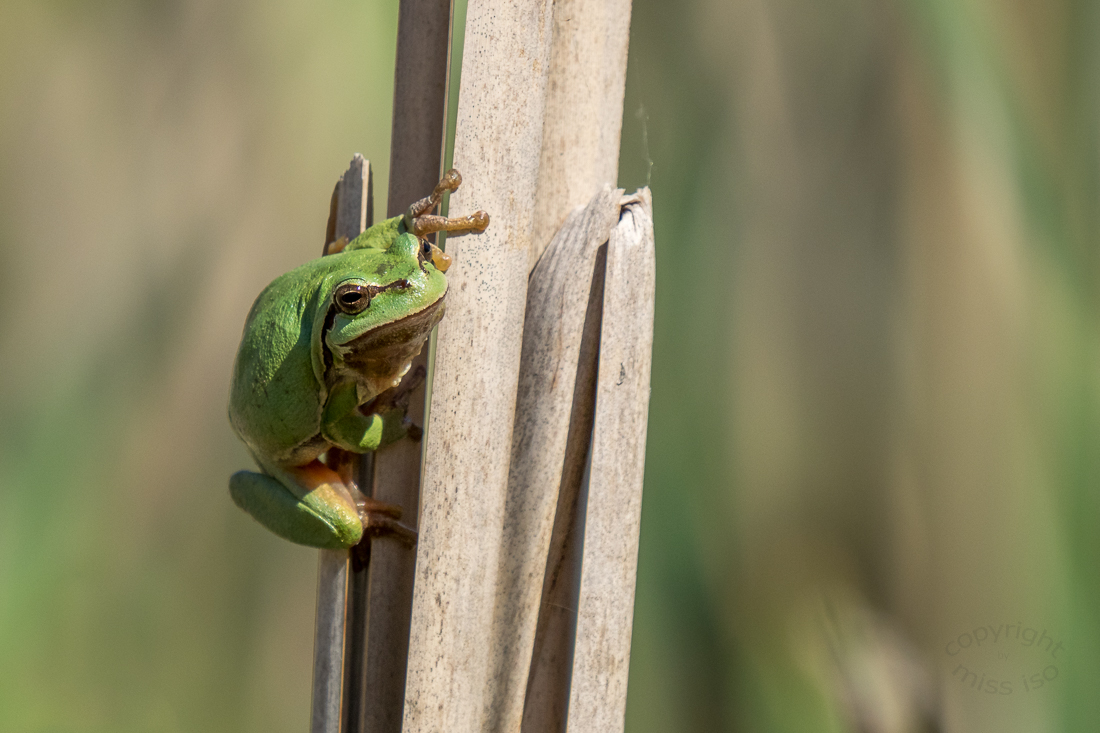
[421,240,432,257]
[334,283,371,314]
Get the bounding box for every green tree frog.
[228,169,488,549]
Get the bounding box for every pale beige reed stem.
[400,0,555,729]
[311,154,373,733]
[358,0,456,730]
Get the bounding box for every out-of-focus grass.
[0,1,397,730]
[1,0,1098,731]
[620,0,1100,731]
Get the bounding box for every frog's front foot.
[391,364,427,406]
[403,420,423,442]
[357,497,418,547]
[362,365,425,414]
[403,168,490,238]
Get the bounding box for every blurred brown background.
[1,0,1097,731]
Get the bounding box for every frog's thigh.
[229,467,363,549]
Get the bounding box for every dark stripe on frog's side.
[366,277,411,300]
[321,301,338,377]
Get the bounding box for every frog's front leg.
[321,381,387,452]
[322,372,426,452]
[229,459,364,549]
[404,168,490,238]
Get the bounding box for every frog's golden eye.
[334,281,371,315]
[420,239,433,259]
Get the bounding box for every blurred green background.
[1,0,1097,731]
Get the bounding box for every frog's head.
[323,231,449,395]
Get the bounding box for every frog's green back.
[229,259,332,461]
[344,215,402,252]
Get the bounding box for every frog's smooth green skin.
[229,168,489,549]
[228,218,450,549]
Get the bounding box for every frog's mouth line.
[331,295,447,381]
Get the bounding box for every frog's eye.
[334,281,371,315]
[420,239,433,259]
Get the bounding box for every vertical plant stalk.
[400,0,555,729]
[488,186,621,733]
[311,154,373,733]
[511,0,634,726]
[311,548,350,733]
[514,189,618,733]
[565,190,654,733]
[529,0,634,271]
[357,0,456,730]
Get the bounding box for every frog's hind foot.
[357,497,418,547]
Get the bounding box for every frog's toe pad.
[229,470,363,549]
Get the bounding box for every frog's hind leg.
[325,447,418,548]
[229,460,364,549]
